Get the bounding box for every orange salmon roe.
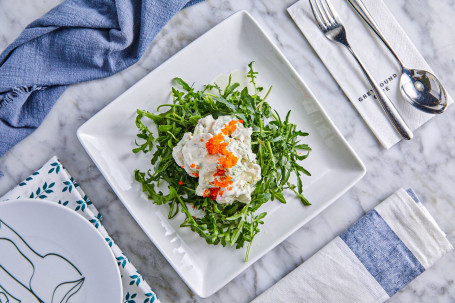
[202,119,244,201]
[221,120,238,136]
[219,154,238,169]
[213,175,233,188]
[203,188,221,201]
[206,133,228,154]
[214,168,225,177]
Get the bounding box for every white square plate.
[77,11,366,298]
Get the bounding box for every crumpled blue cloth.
[0,0,203,158]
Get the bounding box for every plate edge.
[76,9,367,298]
[0,198,124,303]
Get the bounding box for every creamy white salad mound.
[172,115,261,204]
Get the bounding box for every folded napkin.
[0,0,202,158]
[288,0,453,149]
[0,156,160,303]
[251,188,453,303]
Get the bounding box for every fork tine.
[309,0,327,31]
[317,0,336,26]
[309,0,326,32]
[313,0,330,27]
[321,0,338,24]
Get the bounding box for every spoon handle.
[347,0,404,67]
[346,46,413,140]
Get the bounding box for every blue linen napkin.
[251,189,453,303]
[1,156,161,303]
[0,0,202,158]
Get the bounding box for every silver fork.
[309,0,413,140]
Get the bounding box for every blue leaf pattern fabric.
[0,156,160,303]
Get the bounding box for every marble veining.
[1,0,455,302]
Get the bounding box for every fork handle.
[347,0,404,67]
[346,46,413,140]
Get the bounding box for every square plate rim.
[77,10,366,298]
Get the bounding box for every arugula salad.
[133,63,311,261]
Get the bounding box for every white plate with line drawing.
[0,199,122,303]
[77,10,366,298]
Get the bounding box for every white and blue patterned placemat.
[1,156,160,303]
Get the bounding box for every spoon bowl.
[347,0,449,115]
[400,68,447,114]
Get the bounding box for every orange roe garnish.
[196,166,200,170]
[214,168,225,177]
[213,175,233,188]
[206,133,228,154]
[203,188,220,201]
[181,166,184,168]
[202,119,244,201]
[190,164,196,168]
[221,120,238,136]
[200,139,204,142]
[178,181,183,185]
[239,119,244,124]
[206,133,238,169]
[219,154,238,169]
[192,173,199,177]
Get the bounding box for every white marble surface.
[1,0,455,302]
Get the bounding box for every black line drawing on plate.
[0,219,85,303]
[0,291,9,303]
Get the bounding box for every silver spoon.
[347,0,448,114]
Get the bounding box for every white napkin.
[288,0,453,148]
[0,156,160,303]
[251,189,453,303]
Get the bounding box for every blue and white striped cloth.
[252,189,453,303]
